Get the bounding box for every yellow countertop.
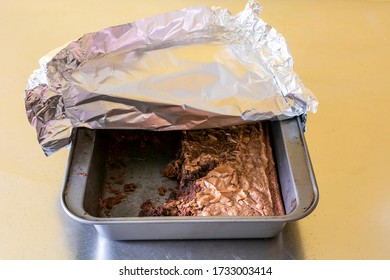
[1,0,389,259]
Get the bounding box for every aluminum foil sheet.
[25,0,317,155]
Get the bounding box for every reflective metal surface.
[1,0,390,259]
[61,118,318,240]
[58,209,305,259]
[25,0,317,156]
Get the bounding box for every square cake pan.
[61,116,319,240]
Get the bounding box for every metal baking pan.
[61,116,319,240]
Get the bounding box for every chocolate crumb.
[124,183,137,192]
[98,198,105,209]
[108,187,122,195]
[160,159,180,178]
[158,186,167,196]
[140,199,153,209]
[138,199,178,217]
[98,194,126,209]
[139,199,154,216]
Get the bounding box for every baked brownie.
[143,122,285,216]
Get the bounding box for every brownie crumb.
[168,188,179,200]
[158,186,167,196]
[140,199,153,209]
[124,183,137,192]
[98,194,126,209]
[139,199,179,217]
[160,159,180,178]
[99,183,138,215]
[139,199,154,216]
[108,187,122,195]
[98,198,105,209]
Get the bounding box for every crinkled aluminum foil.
[25,0,317,156]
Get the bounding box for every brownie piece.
[142,122,285,217]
